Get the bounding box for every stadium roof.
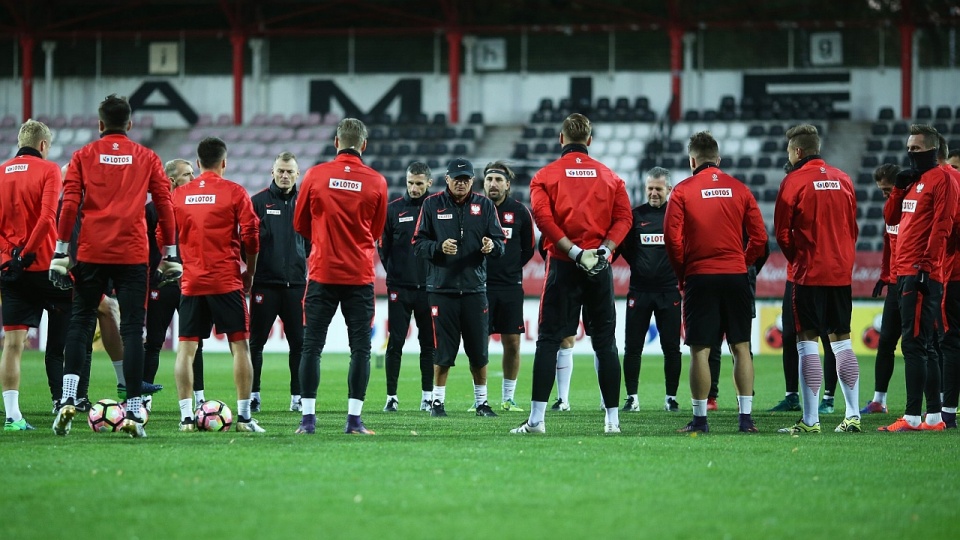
[3,0,959,39]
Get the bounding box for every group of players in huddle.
[1,93,958,436]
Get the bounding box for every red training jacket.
[774,157,858,286]
[529,148,633,260]
[664,164,767,280]
[887,166,957,281]
[173,171,259,296]
[940,165,960,282]
[0,150,61,270]
[59,132,175,264]
[294,151,388,285]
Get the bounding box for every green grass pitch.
[1,350,955,539]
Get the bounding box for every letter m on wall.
[309,79,422,119]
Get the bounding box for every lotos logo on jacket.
[902,200,917,213]
[700,188,732,198]
[813,180,841,190]
[470,204,481,215]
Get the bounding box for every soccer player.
[861,163,902,415]
[511,113,632,434]
[249,151,307,413]
[664,131,767,434]
[0,120,63,431]
[936,140,960,429]
[172,137,263,433]
[619,167,682,413]
[50,94,178,438]
[482,161,535,412]
[880,124,955,432]
[379,161,436,412]
[143,158,205,408]
[294,118,387,435]
[774,124,861,435]
[414,158,505,418]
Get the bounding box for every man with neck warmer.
[775,124,861,435]
[881,124,956,432]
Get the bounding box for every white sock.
[502,379,517,402]
[737,395,753,415]
[432,386,446,404]
[556,347,574,402]
[3,390,21,422]
[873,391,887,405]
[421,390,432,403]
[251,391,261,402]
[605,407,620,426]
[301,398,316,415]
[529,401,547,425]
[348,398,363,416]
[237,399,251,419]
[473,384,488,406]
[942,407,958,414]
[194,390,205,403]
[179,398,194,421]
[126,397,142,419]
[692,398,707,417]
[797,340,821,426]
[62,374,79,401]
[925,412,942,425]
[112,361,125,386]
[291,394,301,405]
[830,339,861,419]
[903,414,922,427]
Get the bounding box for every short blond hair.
[337,118,368,150]
[18,119,52,149]
[561,113,592,145]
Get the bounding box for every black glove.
[871,279,886,298]
[916,270,930,296]
[895,169,920,190]
[0,247,37,282]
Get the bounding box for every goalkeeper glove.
[48,240,73,290]
[157,245,183,287]
[568,245,598,273]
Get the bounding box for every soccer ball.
[195,400,233,432]
[88,399,125,432]
[119,401,149,426]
